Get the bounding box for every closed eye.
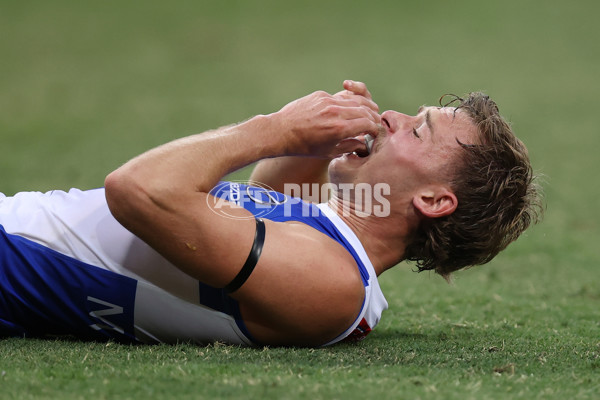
[412,128,420,138]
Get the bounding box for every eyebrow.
[417,105,435,136]
[425,109,434,136]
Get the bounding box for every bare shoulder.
[234,220,365,347]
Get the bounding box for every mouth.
[336,126,383,160]
[341,135,372,158]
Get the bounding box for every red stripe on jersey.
[343,318,372,342]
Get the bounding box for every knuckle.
[322,104,340,115]
[328,123,345,134]
[322,96,337,106]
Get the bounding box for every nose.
[380,110,413,134]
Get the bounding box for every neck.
[326,195,418,276]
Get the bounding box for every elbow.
[105,166,178,231]
[104,169,125,197]
[104,168,146,226]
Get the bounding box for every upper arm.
[105,176,364,346]
[105,174,263,289]
[153,200,364,345]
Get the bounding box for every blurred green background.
[2,0,598,289]
[1,0,598,398]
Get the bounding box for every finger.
[343,80,372,100]
[331,108,381,135]
[325,104,381,127]
[330,94,379,113]
[344,118,381,137]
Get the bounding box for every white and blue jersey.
[0,183,387,346]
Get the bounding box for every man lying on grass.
[0,81,542,347]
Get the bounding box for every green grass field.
[1,1,598,399]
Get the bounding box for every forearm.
[106,115,279,200]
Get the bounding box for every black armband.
[224,218,266,294]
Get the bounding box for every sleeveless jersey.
[0,184,387,346]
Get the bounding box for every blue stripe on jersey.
[0,224,138,342]
[209,182,370,285]
[197,282,258,344]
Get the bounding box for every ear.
[412,187,458,218]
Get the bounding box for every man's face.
[329,106,478,199]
